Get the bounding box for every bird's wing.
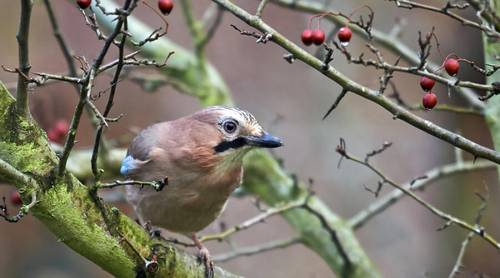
[120,123,165,178]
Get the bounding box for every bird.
[120,106,282,276]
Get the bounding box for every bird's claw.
[197,246,214,278]
[142,221,163,239]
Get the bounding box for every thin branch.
[58,0,137,176]
[0,192,36,223]
[199,4,224,50]
[448,191,488,278]
[43,0,78,78]
[389,0,500,38]
[349,161,494,229]
[15,0,34,117]
[332,42,495,93]
[0,158,39,223]
[213,236,301,263]
[464,0,500,32]
[255,0,270,18]
[335,141,499,249]
[200,199,305,242]
[91,17,129,181]
[97,178,168,191]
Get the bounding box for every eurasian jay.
[120,106,282,275]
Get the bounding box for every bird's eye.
[222,120,238,134]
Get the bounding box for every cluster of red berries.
[301,29,325,46]
[420,56,461,110]
[301,15,352,46]
[47,120,70,144]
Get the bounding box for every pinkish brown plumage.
[121,106,282,275]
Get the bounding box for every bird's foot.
[197,246,214,278]
[143,221,163,239]
[192,234,214,278]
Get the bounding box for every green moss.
[33,180,137,277]
[0,142,53,174]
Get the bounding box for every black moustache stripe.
[214,137,247,153]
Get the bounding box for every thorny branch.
[217,0,500,164]
[230,24,272,44]
[335,139,500,250]
[388,81,484,116]
[348,160,494,229]
[332,41,496,94]
[268,0,485,110]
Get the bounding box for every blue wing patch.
[120,155,136,176]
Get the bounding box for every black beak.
[244,132,283,148]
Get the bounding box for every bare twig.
[91,17,129,181]
[58,0,137,176]
[213,236,301,262]
[389,0,500,38]
[255,0,270,18]
[0,192,36,223]
[349,160,494,229]
[0,158,39,223]
[97,178,168,191]
[335,139,499,249]
[200,199,305,242]
[448,190,489,278]
[15,0,34,117]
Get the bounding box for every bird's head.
[192,107,282,159]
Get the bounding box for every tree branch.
[15,0,33,118]
[213,236,301,263]
[336,142,499,249]
[349,160,495,229]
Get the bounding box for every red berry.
[419,76,435,91]
[337,27,352,43]
[311,29,325,45]
[77,0,91,9]
[54,120,70,137]
[9,191,22,207]
[301,29,314,46]
[422,92,438,109]
[47,129,60,143]
[158,0,174,15]
[444,58,460,76]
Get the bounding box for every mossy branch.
[0,81,239,278]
